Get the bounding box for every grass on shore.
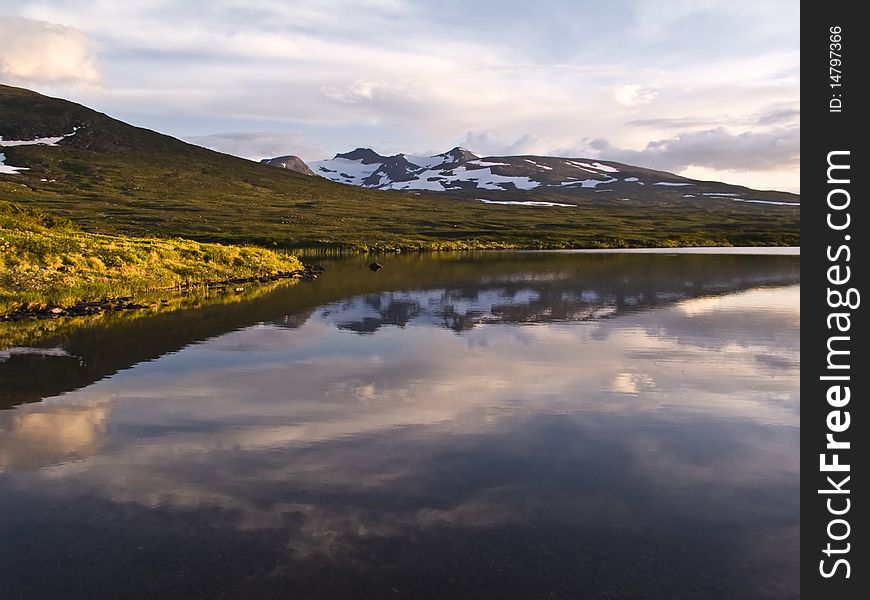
[0,201,302,314]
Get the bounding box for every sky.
[0,0,799,192]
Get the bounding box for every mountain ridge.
[304,146,798,205]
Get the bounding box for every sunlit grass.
[0,202,302,313]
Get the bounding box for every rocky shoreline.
[1,264,325,322]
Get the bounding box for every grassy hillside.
[0,201,302,313]
[1,85,799,250]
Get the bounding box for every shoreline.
[0,264,324,321]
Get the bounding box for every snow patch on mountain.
[392,177,460,192]
[728,198,800,206]
[524,159,553,170]
[469,160,510,167]
[566,161,597,173]
[0,128,80,147]
[0,135,66,147]
[590,162,619,173]
[463,167,539,190]
[314,157,379,182]
[560,177,618,188]
[479,199,574,207]
[389,166,539,191]
[1,128,82,174]
[405,154,447,169]
[0,152,28,174]
[567,160,619,173]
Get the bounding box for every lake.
[0,250,800,599]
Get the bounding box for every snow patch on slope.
[566,161,597,173]
[396,177,459,191]
[468,160,510,167]
[567,160,619,173]
[465,167,539,190]
[0,135,65,147]
[389,166,539,191]
[0,152,28,174]
[0,128,81,175]
[311,158,379,183]
[524,159,553,170]
[405,154,447,169]
[559,177,618,188]
[590,162,619,173]
[0,128,80,147]
[479,199,574,207]
[728,198,800,206]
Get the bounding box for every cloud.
[627,117,727,129]
[611,84,658,107]
[0,17,100,85]
[460,131,546,156]
[595,126,799,172]
[456,125,799,188]
[757,106,800,126]
[322,80,381,103]
[6,1,798,190]
[183,132,326,161]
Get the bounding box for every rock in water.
[368,262,383,272]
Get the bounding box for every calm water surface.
[0,252,799,599]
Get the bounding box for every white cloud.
[676,165,800,194]
[184,132,325,162]
[597,126,799,172]
[459,131,548,157]
[582,125,799,192]
[323,80,378,103]
[611,84,658,107]
[2,1,799,191]
[0,17,100,85]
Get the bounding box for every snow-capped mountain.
[302,147,799,206]
[309,147,572,192]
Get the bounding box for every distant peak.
[439,146,479,162]
[260,155,315,176]
[334,147,385,164]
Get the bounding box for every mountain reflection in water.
[0,252,799,599]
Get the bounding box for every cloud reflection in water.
[0,262,799,599]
